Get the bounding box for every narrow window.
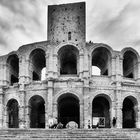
[68,32,71,40]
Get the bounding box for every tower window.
[68,32,71,40]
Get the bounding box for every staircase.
[0,128,140,140]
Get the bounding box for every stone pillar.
[19,84,26,128]
[79,54,84,78]
[46,80,53,128]
[80,102,84,128]
[53,54,58,78]
[115,88,122,128]
[48,51,53,77]
[3,106,8,128]
[83,53,89,78]
[25,105,31,128]
[136,105,140,128]
[83,82,91,129]
[137,62,140,83]
[45,53,49,78]
[0,88,4,128]
[111,57,116,80]
[110,101,116,128]
[53,102,57,118]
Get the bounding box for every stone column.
[79,54,84,78]
[80,102,84,128]
[45,53,49,78]
[137,62,140,83]
[0,88,4,128]
[46,80,53,128]
[53,54,58,78]
[136,105,140,128]
[25,105,31,128]
[53,102,57,118]
[115,88,122,128]
[110,101,116,128]
[19,84,26,128]
[48,51,53,77]
[83,83,91,129]
[111,57,116,80]
[83,53,89,78]
[3,106,8,128]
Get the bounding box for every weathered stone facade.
[0,2,140,129]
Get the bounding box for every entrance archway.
[92,96,111,128]
[7,99,19,128]
[29,95,45,128]
[122,96,137,128]
[58,93,80,128]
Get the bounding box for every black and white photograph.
[0,0,140,139]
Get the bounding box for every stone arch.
[121,47,139,79]
[7,98,19,128]
[91,93,112,128]
[28,95,45,128]
[54,42,84,55]
[57,92,80,128]
[29,48,46,81]
[90,43,113,76]
[57,45,79,75]
[6,53,19,85]
[122,95,138,128]
[54,89,81,104]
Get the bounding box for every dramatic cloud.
[0,0,140,55]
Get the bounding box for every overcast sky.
[0,0,140,55]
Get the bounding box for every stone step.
[0,129,139,140]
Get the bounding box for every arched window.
[7,54,19,85]
[30,49,46,81]
[92,47,111,76]
[58,45,79,75]
[123,50,138,79]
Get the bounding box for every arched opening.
[29,95,45,128]
[30,49,46,81]
[92,96,111,128]
[57,93,80,128]
[92,47,111,76]
[58,45,79,75]
[7,99,19,128]
[123,50,138,79]
[122,96,137,128]
[7,54,19,85]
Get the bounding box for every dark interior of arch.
[123,97,135,128]
[92,96,110,128]
[7,99,19,128]
[30,49,46,81]
[58,94,80,128]
[29,95,45,128]
[7,54,19,85]
[92,47,111,76]
[58,45,78,75]
[123,51,138,79]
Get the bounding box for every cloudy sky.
[0,0,140,55]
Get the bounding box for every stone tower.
[48,2,85,47]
